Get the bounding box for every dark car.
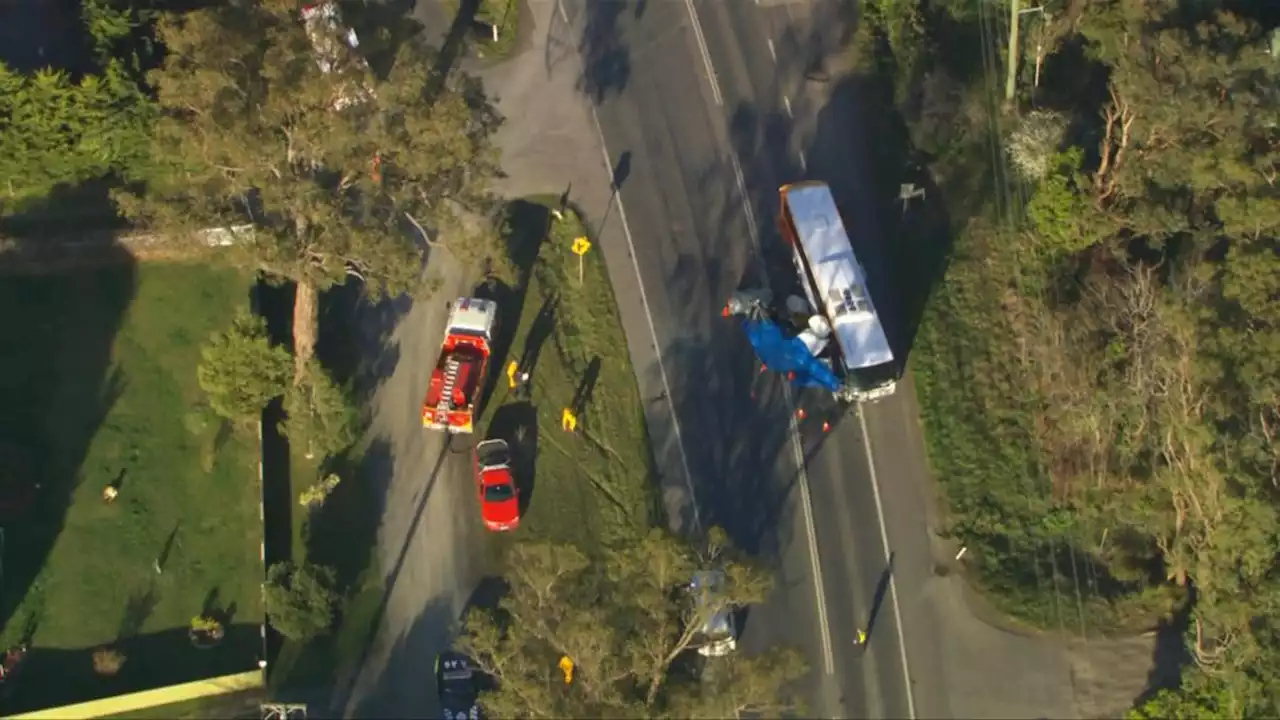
[435,651,481,720]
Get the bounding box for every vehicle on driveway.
[474,438,520,532]
[435,651,481,719]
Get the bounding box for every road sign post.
[571,236,591,285]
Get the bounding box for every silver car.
[688,570,738,657]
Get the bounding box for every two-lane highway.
[564,0,917,717]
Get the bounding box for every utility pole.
[1006,2,1047,105]
[1005,0,1021,105]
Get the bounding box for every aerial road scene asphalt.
[1,0,1274,718]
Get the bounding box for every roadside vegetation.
[0,263,262,712]
[854,0,1280,715]
[0,0,156,237]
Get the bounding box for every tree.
[282,360,357,462]
[0,0,155,213]
[116,0,507,384]
[196,309,292,420]
[263,561,339,642]
[456,529,805,717]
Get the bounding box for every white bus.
[776,181,897,402]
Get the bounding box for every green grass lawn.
[481,199,655,551]
[0,262,264,710]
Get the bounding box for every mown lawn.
[0,262,263,711]
[480,198,655,551]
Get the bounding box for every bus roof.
[782,183,894,370]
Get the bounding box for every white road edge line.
[783,95,793,118]
[798,149,807,172]
[729,153,835,677]
[767,38,776,62]
[587,104,703,535]
[683,0,723,106]
[858,405,918,720]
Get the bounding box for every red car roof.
[479,465,518,527]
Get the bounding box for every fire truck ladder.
[435,356,462,420]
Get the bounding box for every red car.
[474,439,520,532]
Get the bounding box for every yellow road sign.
[571,236,591,255]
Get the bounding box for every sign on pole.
[571,236,591,285]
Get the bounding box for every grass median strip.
[481,197,655,550]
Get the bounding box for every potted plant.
[188,615,225,649]
[92,647,126,677]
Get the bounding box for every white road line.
[682,0,723,106]
[858,405,918,719]
[587,105,702,535]
[798,149,807,172]
[730,153,835,677]
[728,155,759,241]
[783,95,793,118]
[767,38,776,62]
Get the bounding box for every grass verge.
[444,0,519,60]
[0,262,263,711]
[480,197,654,551]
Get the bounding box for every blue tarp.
[741,317,841,393]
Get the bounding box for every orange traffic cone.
[796,408,807,421]
[822,420,831,433]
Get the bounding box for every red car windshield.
[483,482,516,503]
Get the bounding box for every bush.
[197,310,292,420]
[263,561,339,642]
[92,647,126,676]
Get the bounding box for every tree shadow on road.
[573,0,631,103]
[347,595,459,718]
[328,440,457,709]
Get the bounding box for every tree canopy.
[263,560,339,642]
[116,0,506,376]
[456,529,807,718]
[871,0,1280,714]
[196,309,292,420]
[0,0,154,216]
